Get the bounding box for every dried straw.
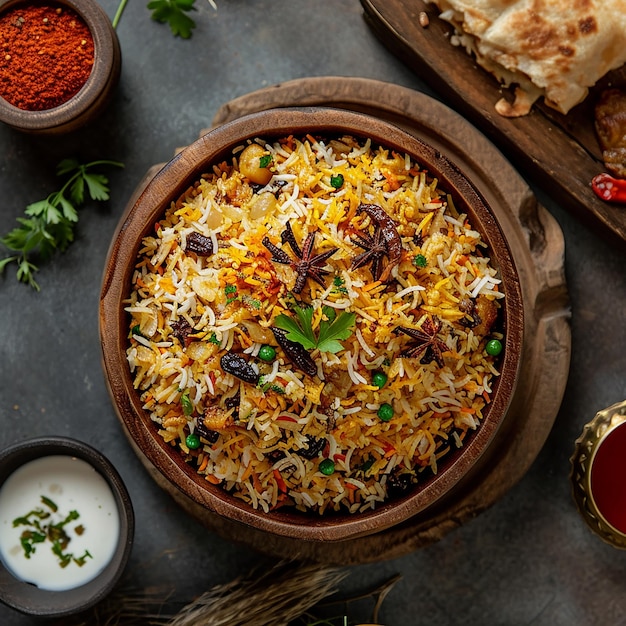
[167,560,346,626]
[54,561,347,626]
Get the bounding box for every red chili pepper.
[591,173,626,204]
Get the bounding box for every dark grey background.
[1,1,625,624]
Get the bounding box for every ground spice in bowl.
[0,0,120,134]
[0,3,94,111]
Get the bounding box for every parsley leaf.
[147,0,197,39]
[316,307,356,353]
[0,159,123,290]
[274,305,356,354]
[259,154,272,168]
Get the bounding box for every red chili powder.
[590,421,626,534]
[0,3,94,111]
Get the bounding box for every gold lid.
[570,399,626,548]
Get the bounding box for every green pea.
[377,403,394,422]
[413,254,427,268]
[372,371,388,389]
[319,458,335,475]
[186,433,201,450]
[258,345,277,362]
[485,339,503,356]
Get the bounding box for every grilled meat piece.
[595,88,626,179]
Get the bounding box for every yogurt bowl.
[0,437,134,617]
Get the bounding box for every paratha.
[426,0,626,116]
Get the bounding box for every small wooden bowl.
[0,437,134,617]
[0,0,121,134]
[100,107,524,542]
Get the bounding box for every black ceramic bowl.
[0,437,134,617]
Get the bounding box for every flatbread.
[427,0,626,115]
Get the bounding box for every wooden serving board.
[117,77,571,564]
[361,0,626,245]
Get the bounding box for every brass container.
[571,400,626,548]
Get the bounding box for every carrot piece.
[273,469,288,493]
[252,473,263,493]
[241,462,254,482]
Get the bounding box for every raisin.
[386,469,417,498]
[266,449,286,463]
[220,353,260,385]
[195,419,220,444]
[224,389,241,410]
[298,436,326,459]
[185,231,214,256]
[459,298,481,329]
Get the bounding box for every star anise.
[394,317,448,368]
[349,204,403,282]
[262,222,338,294]
[350,227,388,281]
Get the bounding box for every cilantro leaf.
[48,220,75,253]
[0,256,18,273]
[57,195,79,222]
[181,389,193,416]
[25,198,64,225]
[147,0,197,39]
[275,305,317,348]
[83,172,110,201]
[274,305,355,354]
[292,306,317,345]
[0,159,123,290]
[56,158,80,176]
[68,175,85,206]
[16,258,40,290]
[317,306,356,353]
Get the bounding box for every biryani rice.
[125,134,505,515]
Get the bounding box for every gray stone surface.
[1,1,625,624]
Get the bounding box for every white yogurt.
[0,455,120,591]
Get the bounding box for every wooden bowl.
[0,0,121,134]
[100,107,524,542]
[0,437,134,617]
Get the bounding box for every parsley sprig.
[0,159,123,291]
[274,305,356,354]
[147,0,198,39]
[112,1,217,38]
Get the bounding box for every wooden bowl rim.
[0,0,119,131]
[100,107,524,542]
